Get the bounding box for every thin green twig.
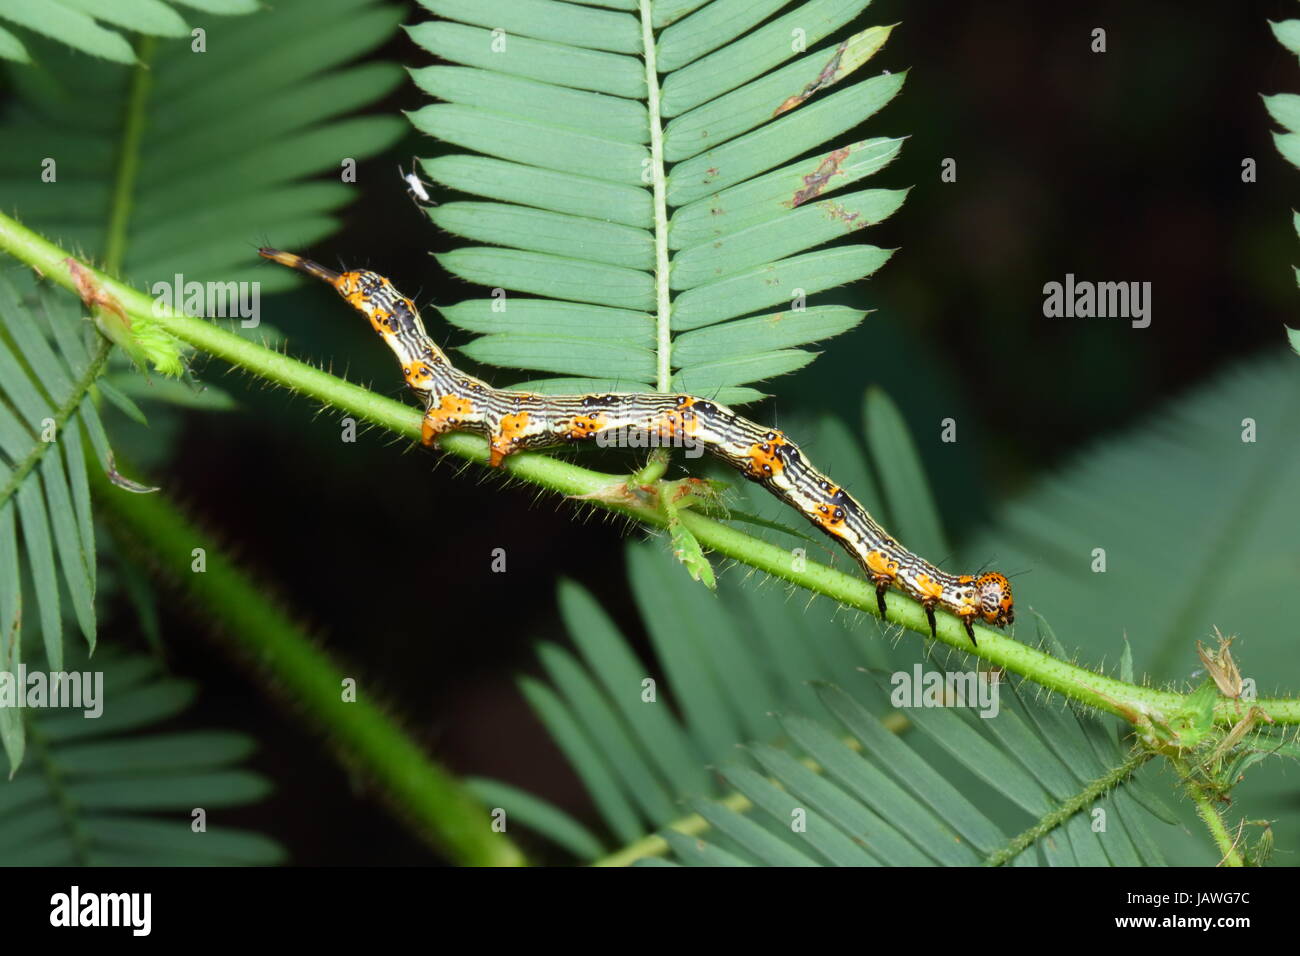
[984,749,1154,866]
[1171,756,1245,866]
[640,0,673,393]
[103,35,153,274]
[0,337,111,512]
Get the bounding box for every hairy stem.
[1,214,1297,729]
[1171,756,1245,866]
[984,749,1153,866]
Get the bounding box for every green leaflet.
[436,247,655,310]
[430,202,654,270]
[461,334,657,380]
[1270,18,1300,56]
[670,247,893,330]
[409,105,648,185]
[418,0,642,54]
[406,21,645,97]
[671,306,866,364]
[671,348,816,392]
[409,66,649,143]
[438,299,653,340]
[422,155,652,227]
[656,0,789,74]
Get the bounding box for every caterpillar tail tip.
[258,248,340,284]
[258,247,293,265]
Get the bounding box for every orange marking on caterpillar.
[865,549,899,582]
[489,411,532,467]
[745,431,789,478]
[404,360,434,387]
[791,147,850,207]
[677,401,704,435]
[421,394,477,445]
[654,405,703,442]
[914,575,945,603]
[566,413,608,440]
[812,502,849,536]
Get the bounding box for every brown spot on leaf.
[822,201,863,228]
[791,147,850,207]
[772,39,849,117]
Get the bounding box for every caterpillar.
[258,249,1014,645]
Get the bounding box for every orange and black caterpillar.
[259,249,1014,644]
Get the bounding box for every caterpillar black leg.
[924,604,937,638]
[963,617,978,647]
[874,581,889,620]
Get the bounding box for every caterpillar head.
[975,572,1014,627]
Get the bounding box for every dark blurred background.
[86,0,1299,863]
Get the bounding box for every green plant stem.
[0,337,110,512]
[640,0,673,393]
[2,213,1298,730]
[89,461,525,867]
[984,749,1153,866]
[1171,756,1245,866]
[102,35,153,274]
